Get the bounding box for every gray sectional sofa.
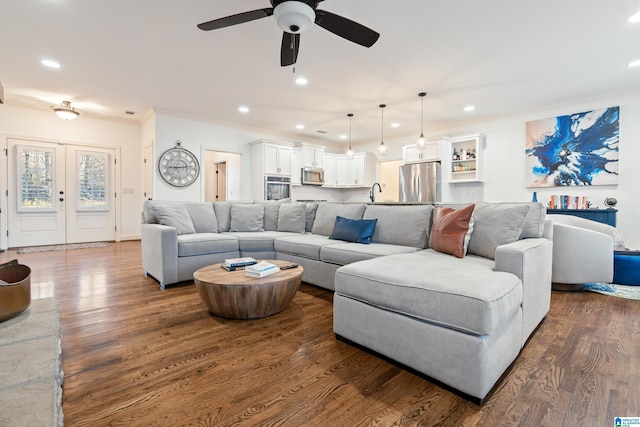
[140,199,552,403]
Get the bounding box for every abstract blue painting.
[525,107,619,187]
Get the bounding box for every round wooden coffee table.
[193,260,303,319]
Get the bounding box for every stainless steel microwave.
[302,167,325,185]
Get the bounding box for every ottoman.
[613,250,640,285]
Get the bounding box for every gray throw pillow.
[230,204,265,232]
[213,202,233,232]
[153,204,196,235]
[305,202,318,232]
[311,203,366,236]
[184,202,218,233]
[255,199,288,231]
[467,203,530,259]
[277,203,306,233]
[364,204,433,248]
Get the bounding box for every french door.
[7,138,116,247]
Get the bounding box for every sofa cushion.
[329,216,377,244]
[305,202,319,233]
[177,233,239,257]
[274,234,337,260]
[334,250,522,336]
[311,203,367,236]
[230,204,264,232]
[321,242,418,266]
[225,231,296,252]
[429,204,475,258]
[468,203,530,259]
[213,201,254,232]
[277,203,306,233]
[184,202,218,233]
[152,203,196,235]
[255,199,289,231]
[363,204,433,248]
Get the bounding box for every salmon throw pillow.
[429,204,476,258]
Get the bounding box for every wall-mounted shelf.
[449,134,484,183]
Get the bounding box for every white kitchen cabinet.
[335,152,377,187]
[262,143,291,176]
[323,153,337,187]
[250,140,293,200]
[291,148,302,185]
[403,140,442,163]
[301,144,324,168]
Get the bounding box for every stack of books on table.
[245,261,280,278]
[221,257,257,271]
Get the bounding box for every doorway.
[7,138,117,247]
[204,150,242,202]
[378,159,403,202]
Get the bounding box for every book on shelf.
[223,257,257,268]
[245,261,280,278]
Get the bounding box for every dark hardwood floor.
[2,241,639,426]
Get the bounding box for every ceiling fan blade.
[281,32,300,67]
[197,8,273,31]
[315,10,380,47]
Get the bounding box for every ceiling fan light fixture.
[51,101,79,120]
[274,1,315,33]
[378,104,387,156]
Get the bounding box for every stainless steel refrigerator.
[399,162,441,203]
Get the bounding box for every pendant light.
[346,113,354,159]
[417,92,427,148]
[378,104,387,156]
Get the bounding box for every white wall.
[354,92,640,249]
[0,104,141,248]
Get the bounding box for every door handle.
[59,198,64,202]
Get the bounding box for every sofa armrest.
[495,237,553,345]
[141,223,179,289]
[550,222,614,284]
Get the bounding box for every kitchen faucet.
[369,182,382,202]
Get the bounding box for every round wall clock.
[158,141,200,187]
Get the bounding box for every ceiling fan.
[197,0,380,67]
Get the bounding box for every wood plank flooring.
[2,241,639,426]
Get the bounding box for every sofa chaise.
[140,199,552,402]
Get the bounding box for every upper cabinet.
[300,144,324,168]
[449,134,484,183]
[334,152,377,188]
[323,153,337,187]
[262,143,292,176]
[403,139,443,164]
[291,148,302,185]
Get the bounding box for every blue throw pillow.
[329,216,378,244]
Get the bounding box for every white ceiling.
[2,0,640,145]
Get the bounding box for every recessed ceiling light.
[238,106,250,113]
[339,134,347,140]
[296,124,305,129]
[464,105,476,112]
[629,12,640,22]
[295,77,308,85]
[628,60,640,67]
[391,122,400,128]
[41,59,60,69]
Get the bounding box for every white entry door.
[7,138,116,247]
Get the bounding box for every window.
[77,151,109,211]
[17,146,55,211]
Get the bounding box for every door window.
[77,151,109,211]
[16,145,55,212]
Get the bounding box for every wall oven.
[264,176,291,200]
